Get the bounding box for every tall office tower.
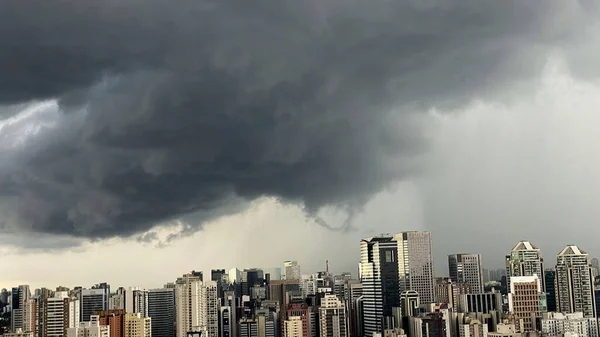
[359,236,400,337]
[212,269,227,298]
[269,280,301,309]
[300,276,317,298]
[69,299,81,329]
[282,303,311,337]
[242,269,265,297]
[147,288,175,337]
[556,245,596,318]
[229,269,243,284]
[284,261,301,280]
[508,275,546,332]
[254,308,278,337]
[592,258,600,277]
[81,288,109,322]
[36,287,55,337]
[239,318,259,337]
[124,313,151,337]
[346,283,363,337]
[11,285,31,332]
[319,295,348,337]
[222,291,238,337]
[202,281,219,337]
[505,241,544,292]
[482,268,490,284]
[125,288,148,317]
[544,270,557,312]
[448,254,484,294]
[395,232,435,304]
[98,310,126,337]
[176,274,203,337]
[400,291,420,318]
[66,315,110,337]
[110,288,126,311]
[23,299,36,334]
[220,306,234,337]
[44,291,69,337]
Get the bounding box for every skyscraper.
[148,288,175,337]
[508,275,546,332]
[202,281,219,337]
[448,254,484,293]
[556,245,596,318]
[505,241,544,292]
[175,274,203,337]
[124,313,151,337]
[81,288,109,322]
[544,270,557,312]
[319,295,348,337]
[359,236,400,337]
[394,231,435,304]
[284,261,301,280]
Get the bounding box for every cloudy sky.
[2,0,600,290]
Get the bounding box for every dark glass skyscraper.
[148,288,176,337]
[544,269,557,312]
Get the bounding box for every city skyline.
[2,0,600,300]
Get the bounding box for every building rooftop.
[511,241,539,251]
[558,245,587,256]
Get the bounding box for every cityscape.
[1,232,598,337]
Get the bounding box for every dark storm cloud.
[0,0,597,243]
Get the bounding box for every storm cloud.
[0,0,598,242]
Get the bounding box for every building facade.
[505,241,544,292]
[395,232,435,304]
[147,288,175,337]
[448,254,484,294]
[555,245,596,318]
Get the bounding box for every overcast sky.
[1,0,600,290]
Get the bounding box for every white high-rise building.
[126,288,149,317]
[506,241,544,291]
[448,254,484,293]
[175,275,219,337]
[69,299,81,329]
[229,268,242,284]
[394,231,436,304]
[556,245,596,318]
[202,281,219,337]
[46,291,69,337]
[319,295,348,337]
[66,315,110,337]
[176,274,203,337]
[284,261,301,280]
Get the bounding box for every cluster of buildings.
[0,231,599,337]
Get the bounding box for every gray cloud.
[0,0,599,244]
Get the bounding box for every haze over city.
[2,0,600,291]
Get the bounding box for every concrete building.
[66,315,110,337]
[239,318,259,337]
[434,278,472,309]
[269,280,300,309]
[505,241,544,292]
[175,274,203,337]
[508,275,546,332]
[459,291,503,315]
[125,289,148,317]
[359,236,400,337]
[44,291,71,337]
[284,316,304,337]
[284,261,301,280]
[11,285,31,333]
[97,310,126,337]
[540,312,598,337]
[124,313,151,337]
[319,295,347,337]
[282,303,311,337]
[201,281,219,337]
[394,232,435,304]
[449,254,484,294]
[459,321,488,337]
[544,270,557,312]
[147,288,175,337]
[556,245,596,318]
